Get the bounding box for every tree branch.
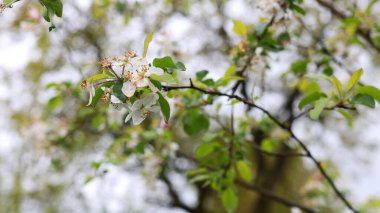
[163,81,358,212]
[315,0,380,53]
[176,151,316,212]
[235,180,316,213]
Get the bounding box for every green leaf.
[337,109,353,127]
[182,109,210,135]
[237,161,252,182]
[175,62,186,71]
[195,143,214,158]
[224,65,237,77]
[331,76,343,96]
[91,88,104,107]
[352,94,375,108]
[153,56,178,70]
[157,92,170,123]
[84,176,94,184]
[232,20,247,36]
[39,0,63,17]
[323,65,334,76]
[290,3,306,15]
[298,92,326,110]
[47,95,62,111]
[86,74,111,83]
[261,139,278,152]
[196,70,209,81]
[357,85,380,104]
[143,32,153,58]
[150,73,178,84]
[112,81,127,103]
[150,79,162,90]
[310,98,329,120]
[290,59,309,74]
[347,68,363,91]
[221,188,238,213]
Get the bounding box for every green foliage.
[237,160,253,182]
[195,143,215,158]
[357,85,380,104]
[153,56,186,71]
[347,68,363,92]
[112,81,127,103]
[310,98,329,120]
[352,94,375,108]
[221,188,238,213]
[157,92,170,123]
[38,0,63,31]
[182,109,210,135]
[290,59,309,75]
[298,92,327,110]
[232,20,247,37]
[143,32,153,58]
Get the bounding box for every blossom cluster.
[82,51,163,125]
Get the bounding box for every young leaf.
[86,74,110,83]
[195,143,214,158]
[221,188,238,213]
[196,70,209,81]
[237,161,253,182]
[182,109,210,135]
[232,20,247,37]
[91,88,105,107]
[157,92,170,123]
[150,73,178,84]
[153,56,178,70]
[290,59,309,74]
[356,85,380,104]
[347,68,363,91]
[310,98,329,120]
[337,109,353,127]
[143,32,153,58]
[112,81,127,103]
[175,61,186,71]
[331,76,343,96]
[224,65,237,77]
[290,3,306,16]
[352,94,375,108]
[298,92,326,110]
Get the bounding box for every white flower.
[125,93,160,125]
[121,58,162,98]
[110,95,123,110]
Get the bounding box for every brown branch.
[251,142,308,158]
[292,105,357,122]
[235,180,316,213]
[163,81,358,212]
[315,0,380,53]
[176,152,316,212]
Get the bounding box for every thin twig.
[251,142,308,158]
[315,0,380,53]
[176,151,316,212]
[236,180,317,213]
[162,80,358,212]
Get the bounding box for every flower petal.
[110,95,122,104]
[142,93,159,107]
[148,106,160,113]
[125,113,132,123]
[135,78,149,88]
[85,84,95,106]
[122,81,136,98]
[131,99,143,111]
[132,110,146,125]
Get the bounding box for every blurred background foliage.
[1,0,380,212]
